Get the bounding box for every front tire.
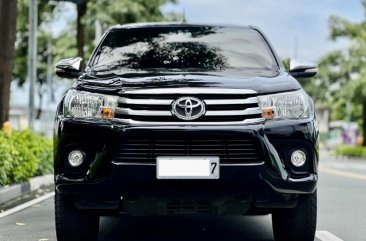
[272,190,317,241]
[55,192,100,241]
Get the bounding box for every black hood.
[76,71,301,95]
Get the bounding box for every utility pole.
[95,20,102,46]
[27,0,38,129]
[293,36,298,59]
[47,37,55,103]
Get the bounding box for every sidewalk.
[0,174,53,205]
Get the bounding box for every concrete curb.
[321,150,366,162]
[0,174,54,205]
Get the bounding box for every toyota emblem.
[171,97,205,120]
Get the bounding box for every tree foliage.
[11,0,178,121]
[0,130,53,186]
[312,0,366,144]
[13,0,179,84]
[81,0,178,58]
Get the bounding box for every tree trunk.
[363,98,366,146]
[0,0,17,127]
[77,2,87,59]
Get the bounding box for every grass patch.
[336,145,366,158]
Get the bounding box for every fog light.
[291,150,306,167]
[68,150,84,167]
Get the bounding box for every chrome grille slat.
[204,97,258,105]
[205,108,262,116]
[115,108,172,116]
[115,108,262,116]
[118,97,258,105]
[120,88,257,95]
[112,119,265,126]
[118,98,173,105]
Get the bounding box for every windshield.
[90,26,278,74]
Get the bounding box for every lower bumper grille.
[167,200,211,214]
[114,138,261,164]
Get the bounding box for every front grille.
[114,138,261,164]
[114,88,264,125]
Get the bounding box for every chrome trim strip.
[288,174,318,182]
[118,98,173,105]
[111,161,155,166]
[205,107,262,116]
[118,97,258,106]
[220,162,265,166]
[115,108,172,116]
[112,118,265,126]
[115,107,262,117]
[120,88,258,95]
[204,97,258,105]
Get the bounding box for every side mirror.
[289,59,317,78]
[55,57,84,79]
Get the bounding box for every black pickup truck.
[54,23,318,241]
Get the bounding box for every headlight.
[257,90,313,119]
[64,90,118,119]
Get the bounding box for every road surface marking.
[0,192,54,218]
[316,230,344,241]
[319,166,366,181]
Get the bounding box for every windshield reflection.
[91,26,277,73]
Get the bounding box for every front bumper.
[54,117,318,212]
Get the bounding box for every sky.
[162,0,365,62]
[11,0,366,113]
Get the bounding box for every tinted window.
[91,26,278,72]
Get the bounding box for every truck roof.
[108,22,255,31]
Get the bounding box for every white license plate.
[156,156,219,179]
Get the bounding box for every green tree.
[13,0,178,85]
[314,0,366,144]
[75,0,178,59]
[0,0,17,126]
[49,0,179,61]
[13,1,70,118]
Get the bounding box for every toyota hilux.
[54,23,318,241]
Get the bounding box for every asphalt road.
[1,151,365,241]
